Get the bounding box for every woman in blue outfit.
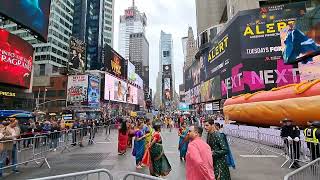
[178,122,189,161]
[132,121,146,168]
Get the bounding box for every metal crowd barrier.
[28,169,114,180]
[223,125,320,168]
[122,172,164,180]
[0,125,107,176]
[283,158,320,180]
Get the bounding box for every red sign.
[125,9,134,18]
[0,28,34,88]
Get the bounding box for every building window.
[58,90,65,97]
[163,51,170,57]
[46,90,56,97]
[40,64,46,75]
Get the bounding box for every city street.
[8,128,292,180]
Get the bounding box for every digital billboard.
[200,76,221,102]
[69,37,86,73]
[127,60,135,81]
[138,88,145,107]
[163,77,172,101]
[0,29,34,88]
[67,75,88,104]
[127,84,138,105]
[281,6,320,81]
[88,75,100,107]
[104,44,126,78]
[239,2,306,60]
[0,0,51,42]
[104,73,127,103]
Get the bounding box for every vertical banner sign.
[67,75,88,105]
[69,37,86,72]
[88,75,101,107]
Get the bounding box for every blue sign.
[88,75,100,107]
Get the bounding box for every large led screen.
[0,29,34,88]
[0,0,51,42]
[127,84,138,105]
[67,75,88,104]
[104,44,126,78]
[104,73,127,103]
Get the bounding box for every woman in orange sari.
[118,119,129,155]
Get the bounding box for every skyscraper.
[129,32,149,88]
[118,1,147,60]
[0,0,74,76]
[185,27,197,68]
[157,30,175,109]
[72,0,114,70]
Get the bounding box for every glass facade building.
[72,0,114,70]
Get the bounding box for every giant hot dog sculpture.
[223,79,320,126]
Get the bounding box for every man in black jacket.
[280,118,301,168]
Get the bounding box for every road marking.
[95,141,117,144]
[240,155,278,158]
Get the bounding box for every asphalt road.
[6,128,293,180]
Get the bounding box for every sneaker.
[53,149,57,152]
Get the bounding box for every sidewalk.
[7,128,293,180]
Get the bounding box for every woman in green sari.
[149,123,171,177]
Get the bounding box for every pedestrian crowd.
[116,114,235,180]
[0,118,102,177]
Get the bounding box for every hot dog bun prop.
[223,79,320,126]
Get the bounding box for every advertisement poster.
[104,73,127,102]
[136,75,144,89]
[191,85,200,104]
[67,75,88,104]
[0,29,34,88]
[138,88,145,107]
[88,75,100,107]
[200,76,221,102]
[127,60,135,81]
[240,2,306,59]
[127,84,138,105]
[0,0,51,42]
[69,37,86,72]
[163,77,172,101]
[104,44,126,78]
[280,6,320,81]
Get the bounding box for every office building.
[72,0,114,70]
[157,31,176,108]
[195,0,226,35]
[0,0,74,76]
[129,32,149,88]
[184,27,197,68]
[118,1,147,60]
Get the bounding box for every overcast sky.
[113,0,197,93]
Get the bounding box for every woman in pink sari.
[118,119,129,155]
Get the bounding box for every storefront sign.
[0,91,16,97]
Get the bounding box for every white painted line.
[240,155,278,158]
[95,141,117,144]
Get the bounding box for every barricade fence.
[284,158,320,180]
[27,169,165,180]
[0,125,108,175]
[223,125,320,168]
[28,169,114,180]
